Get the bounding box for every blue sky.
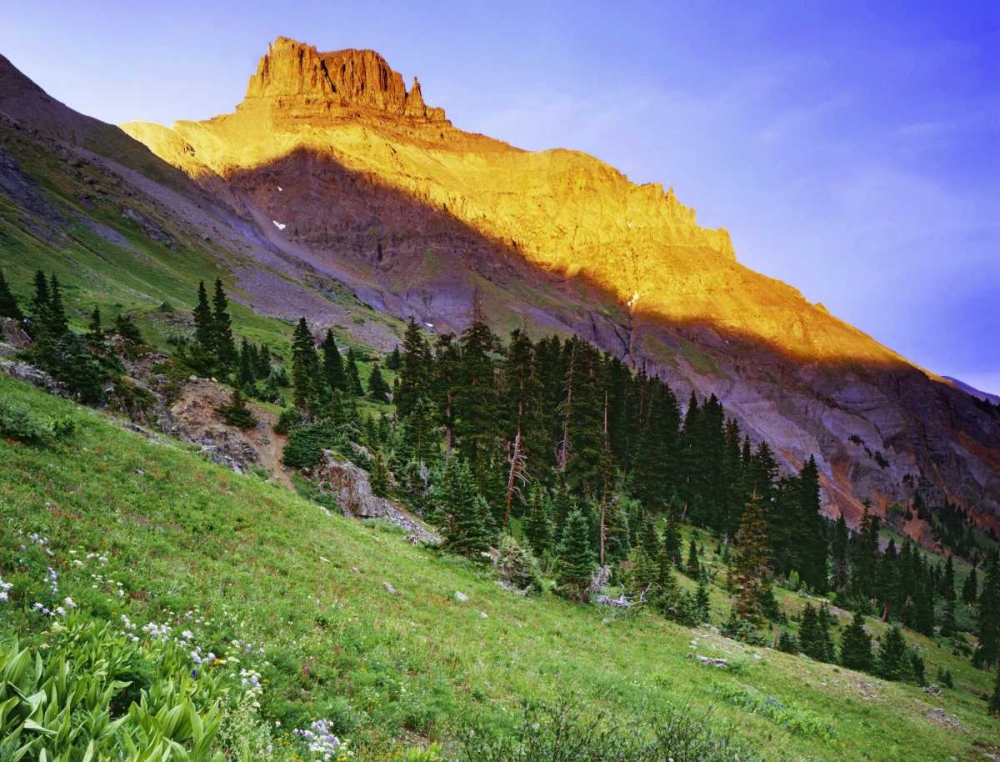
[2,1,997,391]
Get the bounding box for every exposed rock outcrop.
[242,38,447,122]
[303,452,440,544]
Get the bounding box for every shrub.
[458,700,760,762]
[274,406,303,435]
[216,389,259,430]
[282,420,344,468]
[0,398,73,444]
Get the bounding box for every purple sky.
[2,0,997,392]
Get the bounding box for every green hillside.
[1,375,997,760]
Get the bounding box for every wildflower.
[63,597,77,608]
[0,577,12,603]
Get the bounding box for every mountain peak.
[243,37,446,121]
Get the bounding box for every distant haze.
[2,0,996,392]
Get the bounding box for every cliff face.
[121,38,1000,532]
[241,37,446,121]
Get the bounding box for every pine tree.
[396,319,431,417]
[237,338,256,389]
[367,362,390,403]
[345,348,364,396]
[686,537,700,578]
[963,567,979,605]
[320,330,347,392]
[54,333,106,403]
[522,485,554,558]
[437,458,495,558]
[695,576,711,623]
[663,507,682,567]
[87,306,103,344]
[217,388,258,430]
[113,314,143,345]
[941,598,957,638]
[47,274,68,338]
[977,557,1000,670]
[778,631,799,654]
[840,611,874,672]
[831,513,850,591]
[731,494,775,626]
[0,269,23,320]
[193,281,215,350]
[555,509,597,602]
[291,318,320,414]
[876,625,909,681]
[386,345,402,370]
[211,279,236,371]
[370,451,391,497]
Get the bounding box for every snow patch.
[277,186,283,192]
[626,292,640,309]
[272,220,287,231]
[425,322,434,329]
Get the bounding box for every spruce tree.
[345,348,364,396]
[0,269,23,320]
[963,567,979,606]
[217,388,258,430]
[87,306,103,344]
[555,509,597,602]
[291,318,319,414]
[193,281,215,350]
[211,279,236,371]
[386,345,401,370]
[54,333,105,403]
[396,319,431,417]
[840,611,874,672]
[977,557,1000,669]
[437,458,495,558]
[778,631,799,654]
[686,537,700,578]
[876,625,909,681]
[47,274,68,338]
[321,330,347,392]
[663,506,682,567]
[731,494,775,626]
[367,362,390,403]
[695,576,711,623]
[831,513,850,591]
[522,485,554,558]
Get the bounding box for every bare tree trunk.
[558,350,574,473]
[504,430,521,528]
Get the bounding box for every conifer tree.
[831,513,850,591]
[238,338,256,389]
[193,281,215,350]
[963,567,979,605]
[345,348,364,396]
[396,319,431,418]
[370,451,391,497]
[0,269,23,320]
[217,388,258,430]
[522,485,554,558]
[876,625,909,681]
[31,269,50,318]
[211,279,236,371]
[941,598,957,638]
[686,537,700,578]
[799,604,825,660]
[437,458,495,558]
[977,557,1000,669]
[320,330,346,392]
[87,306,103,345]
[367,362,390,403]
[291,318,320,413]
[386,345,401,371]
[555,509,597,602]
[663,506,682,567]
[778,631,799,654]
[402,396,439,465]
[695,576,711,623]
[113,314,143,345]
[45,274,68,337]
[731,494,775,626]
[840,611,874,672]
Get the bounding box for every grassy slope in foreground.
[0,375,996,761]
